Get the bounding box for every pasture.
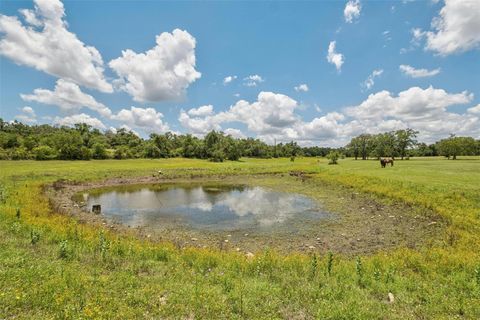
[1,157,479,319]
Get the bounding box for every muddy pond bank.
[46,174,445,255]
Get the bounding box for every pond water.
[84,184,329,232]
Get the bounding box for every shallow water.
[85,184,329,232]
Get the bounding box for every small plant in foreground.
[309,254,318,279]
[356,256,363,285]
[58,240,70,259]
[326,251,333,276]
[474,266,480,286]
[30,230,40,245]
[98,231,110,260]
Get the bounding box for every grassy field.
[1,157,479,319]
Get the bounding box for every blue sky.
[1,0,479,146]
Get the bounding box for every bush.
[33,145,57,160]
[10,147,31,160]
[210,149,225,162]
[326,151,340,165]
[80,146,92,160]
[92,143,108,159]
[144,143,161,158]
[0,147,9,160]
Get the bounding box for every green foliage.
[326,151,340,164]
[33,145,57,160]
[144,143,162,158]
[3,120,479,162]
[437,135,477,160]
[356,256,363,284]
[210,148,225,162]
[92,143,108,159]
[30,229,40,245]
[309,254,317,279]
[58,240,70,259]
[327,251,334,276]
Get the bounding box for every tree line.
[344,129,480,160]
[0,119,479,161]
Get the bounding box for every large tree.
[395,128,418,159]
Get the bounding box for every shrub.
[144,143,161,158]
[210,149,225,162]
[30,230,40,245]
[58,240,70,259]
[80,146,92,160]
[326,151,341,165]
[33,145,57,160]
[92,143,108,159]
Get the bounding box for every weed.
[309,253,318,279]
[58,240,70,259]
[356,256,363,285]
[30,229,40,245]
[326,251,333,276]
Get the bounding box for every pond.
[84,184,330,232]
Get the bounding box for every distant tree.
[371,132,397,159]
[395,128,418,160]
[437,135,477,160]
[225,138,241,161]
[347,137,361,160]
[357,134,373,160]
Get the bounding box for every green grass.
[1,157,480,319]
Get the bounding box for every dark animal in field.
[380,158,394,168]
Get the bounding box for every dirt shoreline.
[45,174,445,255]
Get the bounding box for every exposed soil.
[45,174,445,255]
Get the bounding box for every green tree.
[395,128,418,160]
[437,135,477,160]
[92,143,108,159]
[33,145,57,160]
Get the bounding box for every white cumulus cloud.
[14,106,37,123]
[399,64,441,78]
[20,79,112,117]
[111,106,170,134]
[362,69,383,90]
[54,113,106,130]
[187,105,214,117]
[109,29,201,102]
[223,75,237,85]
[294,84,309,92]
[243,74,265,87]
[327,41,344,71]
[0,0,112,92]
[179,87,479,146]
[344,0,361,23]
[468,104,480,114]
[415,0,480,55]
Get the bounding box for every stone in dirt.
[388,292,395,303]
[245,252,254,259]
